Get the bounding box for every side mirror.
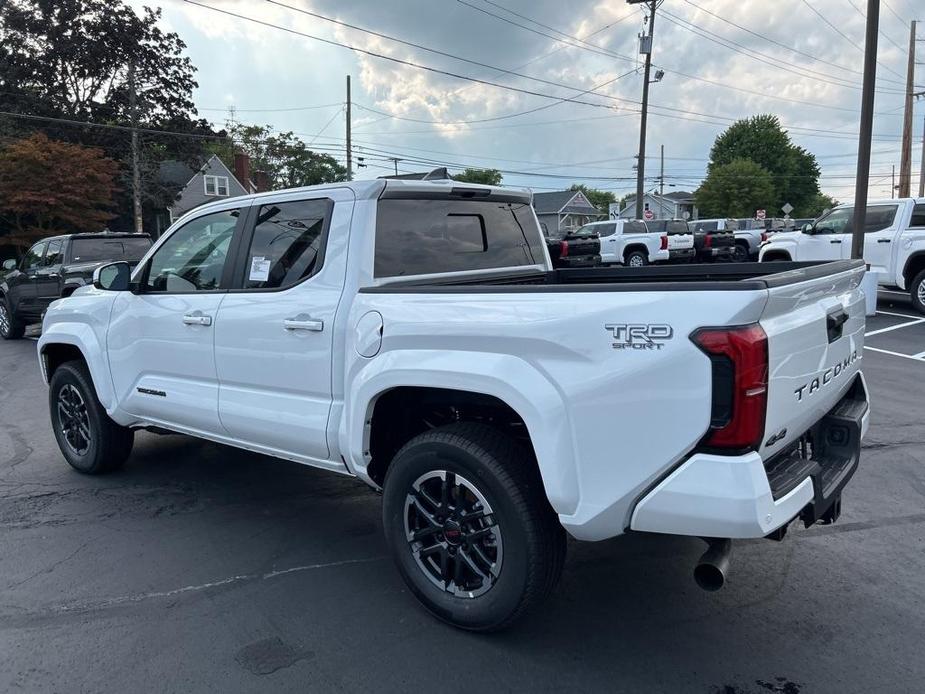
[2,259,16,271]
[93,261,131,291]
[801,223,814,234]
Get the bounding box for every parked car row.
[0,231,152,339]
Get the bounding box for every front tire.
[48,361,134,474]
[911,269,925,315]
[382,423,566,631]
[0,297,25,340]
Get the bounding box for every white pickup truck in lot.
[38,179,869,630]
[760,197,925,313]
[575,219,695,266]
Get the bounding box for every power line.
[0,109,228,140]
[845,0,911,55]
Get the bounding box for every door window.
[20,242,46,271]
[814,205,898,234]
[243,199,330,290]
[910,204,925,228]
[144,209,240,292]
[43,239,63,266]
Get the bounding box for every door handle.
[830,239,842,244]
[183,313,212,326]
[284,315,324,332]
[878,239,891,243]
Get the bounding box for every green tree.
[569,184,616,213]
[0,133,118,246]
[218,124,346,190]
[453,168,503,185]
[800,192,839,217]
[694,159,776,218]
[708,115,820,213]
[0,0,220,231]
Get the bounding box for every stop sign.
[643,209,654,220]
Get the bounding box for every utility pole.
[659,144,665,199]
[389,157,401,175]
[892,164,895,198]
[920,113,925,197]
[346,75,353,181]
[128,60,143,235]
[629,0,658,220]
[852,0,880,260]
[898,21,916,198]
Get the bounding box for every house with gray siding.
[532,190,606,235]
[611,191,698,221]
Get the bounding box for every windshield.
[813,205,898,234]
[70,237,152,263]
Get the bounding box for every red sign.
[643,209,654,220]
[756,209,766,220]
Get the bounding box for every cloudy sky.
[130,0,922,203]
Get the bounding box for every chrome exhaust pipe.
[694,538,732,591]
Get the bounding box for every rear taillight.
[660,234,668,250]
[760,232,768,243]
[691,324,768,451]
[704,233,713,248]
[559,240,569,258]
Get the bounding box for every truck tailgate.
[758,262,866,460]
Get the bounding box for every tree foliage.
[570,184,616,213]
[803,192,839,218]
[706,115,820,214]
[216,124,347,190]
[0,0,221,231]
[454,168,503,185]
[694,159,776,218]
[0,133,118,245]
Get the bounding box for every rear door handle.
[284,315,324,332]
[182,312,212,326]
[830,239,842,244]
[878,239,891,243]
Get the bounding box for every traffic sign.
[644,209,654,220]
[756,209,766,220]
[781,203,794,215]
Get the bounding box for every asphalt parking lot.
[1,293,924,694]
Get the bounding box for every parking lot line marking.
[864,318,925,337]
[913,350,925,359]
[864,346,925,362]
[875,309,921,319]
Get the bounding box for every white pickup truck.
[759,197,925,313]
[576,219,695,266]
[38,179,869,631]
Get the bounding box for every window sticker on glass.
[249,256,271,282]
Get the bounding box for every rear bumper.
[667,248,695,263]
[554,254,601,268]
[697,247,734,261]
[629,374,869,539]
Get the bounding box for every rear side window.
[623,221,646,234]
[243,199,330,290]
[374,199,544,278]
[911,204,925,228]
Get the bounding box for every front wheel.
[48,361,134,474]
[0,297,25,340]
[382,423,566,631]
[911,269,925,315]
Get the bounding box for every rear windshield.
[666,220,689,235]
[70,237,152,263]
[375,198,544,278]
[691,220,718,232]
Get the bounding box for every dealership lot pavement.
[1,294,924,693]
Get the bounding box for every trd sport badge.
[604,324,673,350]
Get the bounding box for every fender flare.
[38,323,116,412]
[901,250,925,289]
[340,349,581,515]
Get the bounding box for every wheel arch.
[342,353,580,516]
[760,249,792,262]
[902,251,925,288]
[623,243,648,258]
[38,327,116,412]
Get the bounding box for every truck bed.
[361,260,865,293]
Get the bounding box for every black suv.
[0,231,152,339]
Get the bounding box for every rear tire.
[382,423,566,632]
[0,297,25,340]
[911,269,925,315]
[48,361,134,474]
[624,249,648,267]
[732,243,750,263]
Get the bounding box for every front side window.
[910,204,925,228]
[243,199,329,290]
[375,198,543,278]
[21,242,46,271]
[43,239,63,266]
[814,205,897,235]
[144,209,239,292]
[204,175,230,197]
